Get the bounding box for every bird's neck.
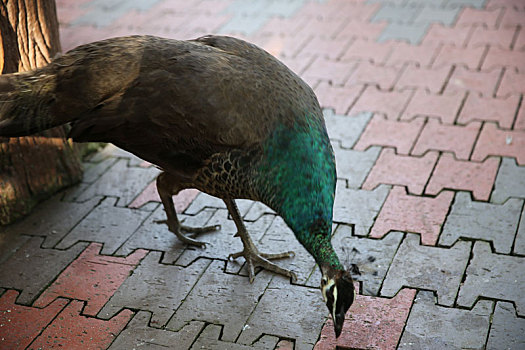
[256,120,343,269]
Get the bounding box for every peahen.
[0,35,355,337]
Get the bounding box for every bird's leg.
[224,198,297,283]
[155,172,219,248]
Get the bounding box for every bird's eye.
[321,278,327,287]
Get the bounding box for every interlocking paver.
[341,38,393,64]
[396,65,451,93]
[346,61,401,90]
[336,20,387,41]
[236,275,326,350]
[516,98,525,130]
[0,290,68,350]
[363,148,438,195]
[471,122,525,165]
[73,158,160,206]
[426,153,500,201]
[486,302,525,350]
[296,36,352,60]
[30,300,133,349]
[302,56,357,86]
[412,119,481,159]
[385,42,439,68]
[401,89,464,124]
[500,7,525,27]
[377,22,430,44]
[497,69,525,97]
[34,243,147,316]
[349,85,413,120]
[315,288,416,350]
[2,194,100,248]
[514,206,525,255]
[483,46,525,72]
[492,157,525,203]
[486,0,525,10]
[192,324,280,350]
[433,45,486,70]
[109,311,204,350]
[56,196,150,254]
[371,186,454,246]
[422,23,472,46]
[354,114,424,154]
[455,6,503,27]
[0,237,87,305]
[99,252,210,327]
[82,157,118,183]
[167,260,272,342]
[294,17,347,39]
[445,0,486,8]
[371,4,420,23]
[0,229,30,265]
[458,93,520,129]
[332,226,404,296]
[440,192,523,254]
[381,233,471,306]
[334,145,381,188]
[413,6,461,26]
[398,291,492,350]
[457,241,525,316]
[333,183,390,237]
[324,110,373,149]
[446,66,502,96]
[468,26,517,49]
[129,180,199,210]
[314,81,363,115]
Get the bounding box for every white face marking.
[321,278,335,303]
[332,285,338,320]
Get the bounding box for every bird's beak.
[333,311,345,338]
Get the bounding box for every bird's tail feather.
[0,67,73,137]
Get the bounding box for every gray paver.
[218,14,270,36]
[334,145,381,188]
[177,208,274,267]
[109,311,204,350]
[74,0,163,27]
[333,182,390,236]
[56,197,150,255]
[0,229,29,265]
[324,110,373,149]
[0,237,87,304]
[371,4,421,23]
[377,22,429,44]
[413,6,461,25]
[458,241,525,316]
[381,233,471,306]
[74,158,160,206]
[184,193,254,216]
[440,192,523,254]
[167,260,272,342]
[82,157,118,184]
[491,157,525,203]
[191,324,280,350]
[243,202,275,222]
[237,276,326,350]
[515,206,525,255]
[2,194,100,248]
[445,0,486,9]
[487,302,525,350]
[99,252,210,327]
[332,226,404,296]
[398,291,492,350]
[116,205,215,264]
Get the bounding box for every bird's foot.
[229,247,297,283]
[155,219,220,248]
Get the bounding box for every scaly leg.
[156,172,219,248]
[224,198,297,283]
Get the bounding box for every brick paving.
[1,0,525,349]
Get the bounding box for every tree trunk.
[0,0,83,225]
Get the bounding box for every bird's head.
[320,263,355,338]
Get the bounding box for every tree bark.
[0,0,82,225]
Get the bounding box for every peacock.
[0,35,355,337]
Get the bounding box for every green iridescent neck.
[256,118,343,270]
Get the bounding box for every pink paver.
[496,69,525,97]
[458,94,520,129]
[314,81,363,115]
[0,290,68,350]
[499,7,525,27]
[302,57,357,85]
[433,45,486,70]
[483,47,525,72]
[486,0,525,10]
[516,102,525,130]
[467,27,517,49]
[314,288,416,350]
[129,180,200,212]
[29,300,133,350]
[363,148,438,195]
[514,26,525,51]
[346,61,401,90]
[295,17,347,39]
[34,243,147,316]
[385,42,439,68]
[296,35,352,60]
[396,65,451,93]
[256,34,310,59]
[426,153,500,201]
[336,20,387,41]
[422,23,472,46]
[371,186,454,246]
[455,7,503,28]
[471,123,525,165]
[412,119,481,160]
[401,89,464,124]
[349,85,413,120]
[354,114,424,155]
[341,38,393,64]
[446,66,502,96]
[258,18,309,40]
